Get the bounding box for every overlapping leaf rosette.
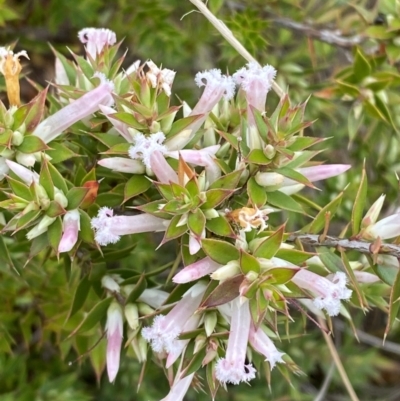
[0,28,384,400]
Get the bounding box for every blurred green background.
[2,0,400,400]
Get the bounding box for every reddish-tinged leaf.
[201,275,244,308]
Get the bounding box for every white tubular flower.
[233,62,276,113]
[128,132,167,169]
[292,269,352,316]
[142,282,206,354]
[248,323,285,369]
[78,28,117,59]
[362,213,400,240]
[105,301,123,383]
[215,298,256,385]
[97,157,146,174]
[91,207,168,246]
[58,210,80,253]
[32,73,114,144]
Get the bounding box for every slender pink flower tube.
[160,373,195,401]
[149,150,179,184]
[170,69,235,148]
[97,157,146,174]
[99,105,133,143]
[292,269,352,316]
[362,213,400,240]
[173,257,222,283]
[255,164,351,193]
[105,301,123,383]
[166,314,201,368]
[78,28,117,59]
[91,207,168,246]
[215,298,256,385]
[58,210,80,253]
[233,62,276,127]
[32,73,114,144]
[5,159,39,185]
[248,323,285,369]
[141,282,206,353]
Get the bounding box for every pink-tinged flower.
[149,150,179,184]
[248,323,285,369]
[173,256,222,283]
[166,145,221,184]
[0,157,9,180]
[97,157,146,174]
[105,301,123,383]
[362,213,400,240]
[78,28,117,59]
[32,73,114,144]
[215,298,256,385]
[233,62,276,125]
[5,159,39,185]
[137,288,169,309]
[99,105,134,143]
[361,194,385,228]
[146,60,176,97]
[160,373,195,401]
[292,269,352,316]
[91,207,168,246]
[353,271,380,284]
[58,210,80,253]
[128,132,167,169]
[54,57,69,86]
[255,164,351,194]
[166,314,201,368]
[173,69,234,148]
[141,282,206,354]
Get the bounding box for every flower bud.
[194,334,207,354]
[137,302,155,316]
[203,208,219,219]
[204,311,217,337]
[35,184,50,209]
[54,187,68,208]
[11,131,24,146]
[263,144,276,159]
[16,151,35,167]
[101,275,121,293]
[255,172,285,189]
[150,120,161,133]
[210,260,240,281]
[361,194,385,228]
[124,303,139,330]
[26,216,56,240]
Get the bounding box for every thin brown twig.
[288,233,400,259]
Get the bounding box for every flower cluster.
[0,27,389,401]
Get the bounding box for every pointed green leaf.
[162,214,188,242]
[188,209,206,237]
[17,135,49,153]
[68,297,113,338]
[47,216,62,250]
[304,190,343,234]
[67,274,91,320]
[351,164,367,236]
[40,159,54,199]
[240,250,260,274]
[253,225,284,259]
[206,215,235,237]
[209,169,243,190]
[66,187,90,210]
[248,177,267,207]
[46,200,66,218]
[125,274,148,304]
[201,238,239,264]
[267,191,304,214]
[124,175,151,202]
